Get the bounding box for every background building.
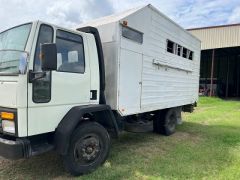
[188,24,240,98]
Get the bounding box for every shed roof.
[187,23,240,31]
[188,24,240,50]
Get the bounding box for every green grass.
[0,97,240,180]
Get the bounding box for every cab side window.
[56,30,85,73]
[33,25,53,103]
[34,25,54,72]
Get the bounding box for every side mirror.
[40,43,57,71]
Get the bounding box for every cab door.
[27,23,90,136]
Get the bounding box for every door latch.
[90,90,97,100]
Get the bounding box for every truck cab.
[0,21,119,174]
[0,21,102,136]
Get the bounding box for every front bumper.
[0,137,30,160]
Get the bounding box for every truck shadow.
[0,121,239,179]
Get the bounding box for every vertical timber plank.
[210,49,215,96]
[226,56,230,98]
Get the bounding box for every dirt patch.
[171,131,203,145]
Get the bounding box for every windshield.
[0,23,31,75]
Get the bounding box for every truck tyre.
[62,121,110,176]
[154,108,178,136]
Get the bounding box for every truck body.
[79,5,200,116]
[0,4,200,175]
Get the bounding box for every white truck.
[0,4,200,175]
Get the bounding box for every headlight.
[1,112,15,134]
[2,120,15,134]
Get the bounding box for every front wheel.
[63,121,110,176]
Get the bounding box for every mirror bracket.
[29,70,47,83]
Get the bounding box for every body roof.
[77,4,200,42]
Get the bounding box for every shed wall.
[189,25,240,50]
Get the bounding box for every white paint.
[0,4,201,137]
[118,49,142,114]
[78,4,201,116]
[0,80,17,108]
[26,22,99,136]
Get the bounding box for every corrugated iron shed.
[188,24,240,50]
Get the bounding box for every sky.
[0,0,240,31]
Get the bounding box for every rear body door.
[118,48,142,115]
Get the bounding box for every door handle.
[90,90,97,100]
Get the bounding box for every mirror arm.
[29,70,47,83]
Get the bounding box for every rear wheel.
[154,108,180,136]
[63,121,110,176]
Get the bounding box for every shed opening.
[199,46,240,98]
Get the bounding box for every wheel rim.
[74,134,101,165]
[167,113,176,131]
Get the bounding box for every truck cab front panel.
[0,21,100,137]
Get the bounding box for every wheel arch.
[54,104,119,155]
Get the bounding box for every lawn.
[0,97,239,180]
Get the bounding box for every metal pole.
[237,55,240,97]
[226,57,230,98]
[210,49,215,96]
